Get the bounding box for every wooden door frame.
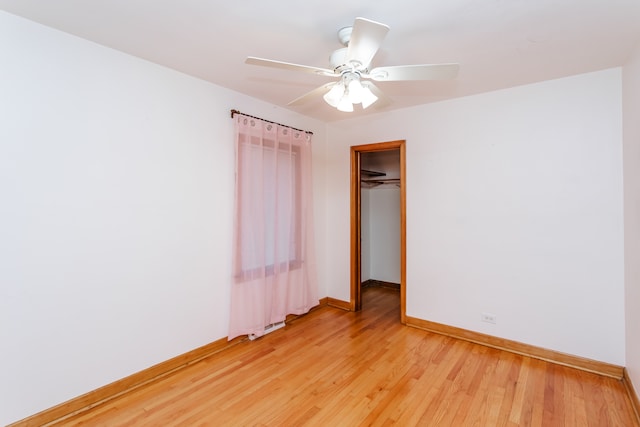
[350,140,406,323]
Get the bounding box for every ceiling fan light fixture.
[325,76,376,111]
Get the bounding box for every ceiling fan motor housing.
[330,26,362,72]
[329,47,349,70]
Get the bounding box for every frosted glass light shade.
[347,79,364,104]
[323,83,345,107]
[337,96,354,112]
[361,85,378,109]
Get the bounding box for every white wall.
[367,188,401,283]
[0,11,327,425]
[327,68,625,365]
[623,44,640,393]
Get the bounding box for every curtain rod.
[230,109,313,135]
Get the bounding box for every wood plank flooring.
[55,287,638,426]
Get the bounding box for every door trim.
[350,140,406,323]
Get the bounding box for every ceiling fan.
[245,17,459,112]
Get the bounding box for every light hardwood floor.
[55,287,638,426]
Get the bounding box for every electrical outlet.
[481,312,497,324]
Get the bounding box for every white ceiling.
[2,0,640,123]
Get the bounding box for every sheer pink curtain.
[228,114,318,340]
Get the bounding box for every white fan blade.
[346,18,390,69]
[362,81,392,109]
[368,63,460,81]
[246,57,336,77]
[287,82,337,106]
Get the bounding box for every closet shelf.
[361,178,401,188]
[361,169,386,177]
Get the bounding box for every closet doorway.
[350,140,406,323]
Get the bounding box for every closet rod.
[230,109,313,135]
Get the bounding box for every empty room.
[1,1,639,425]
